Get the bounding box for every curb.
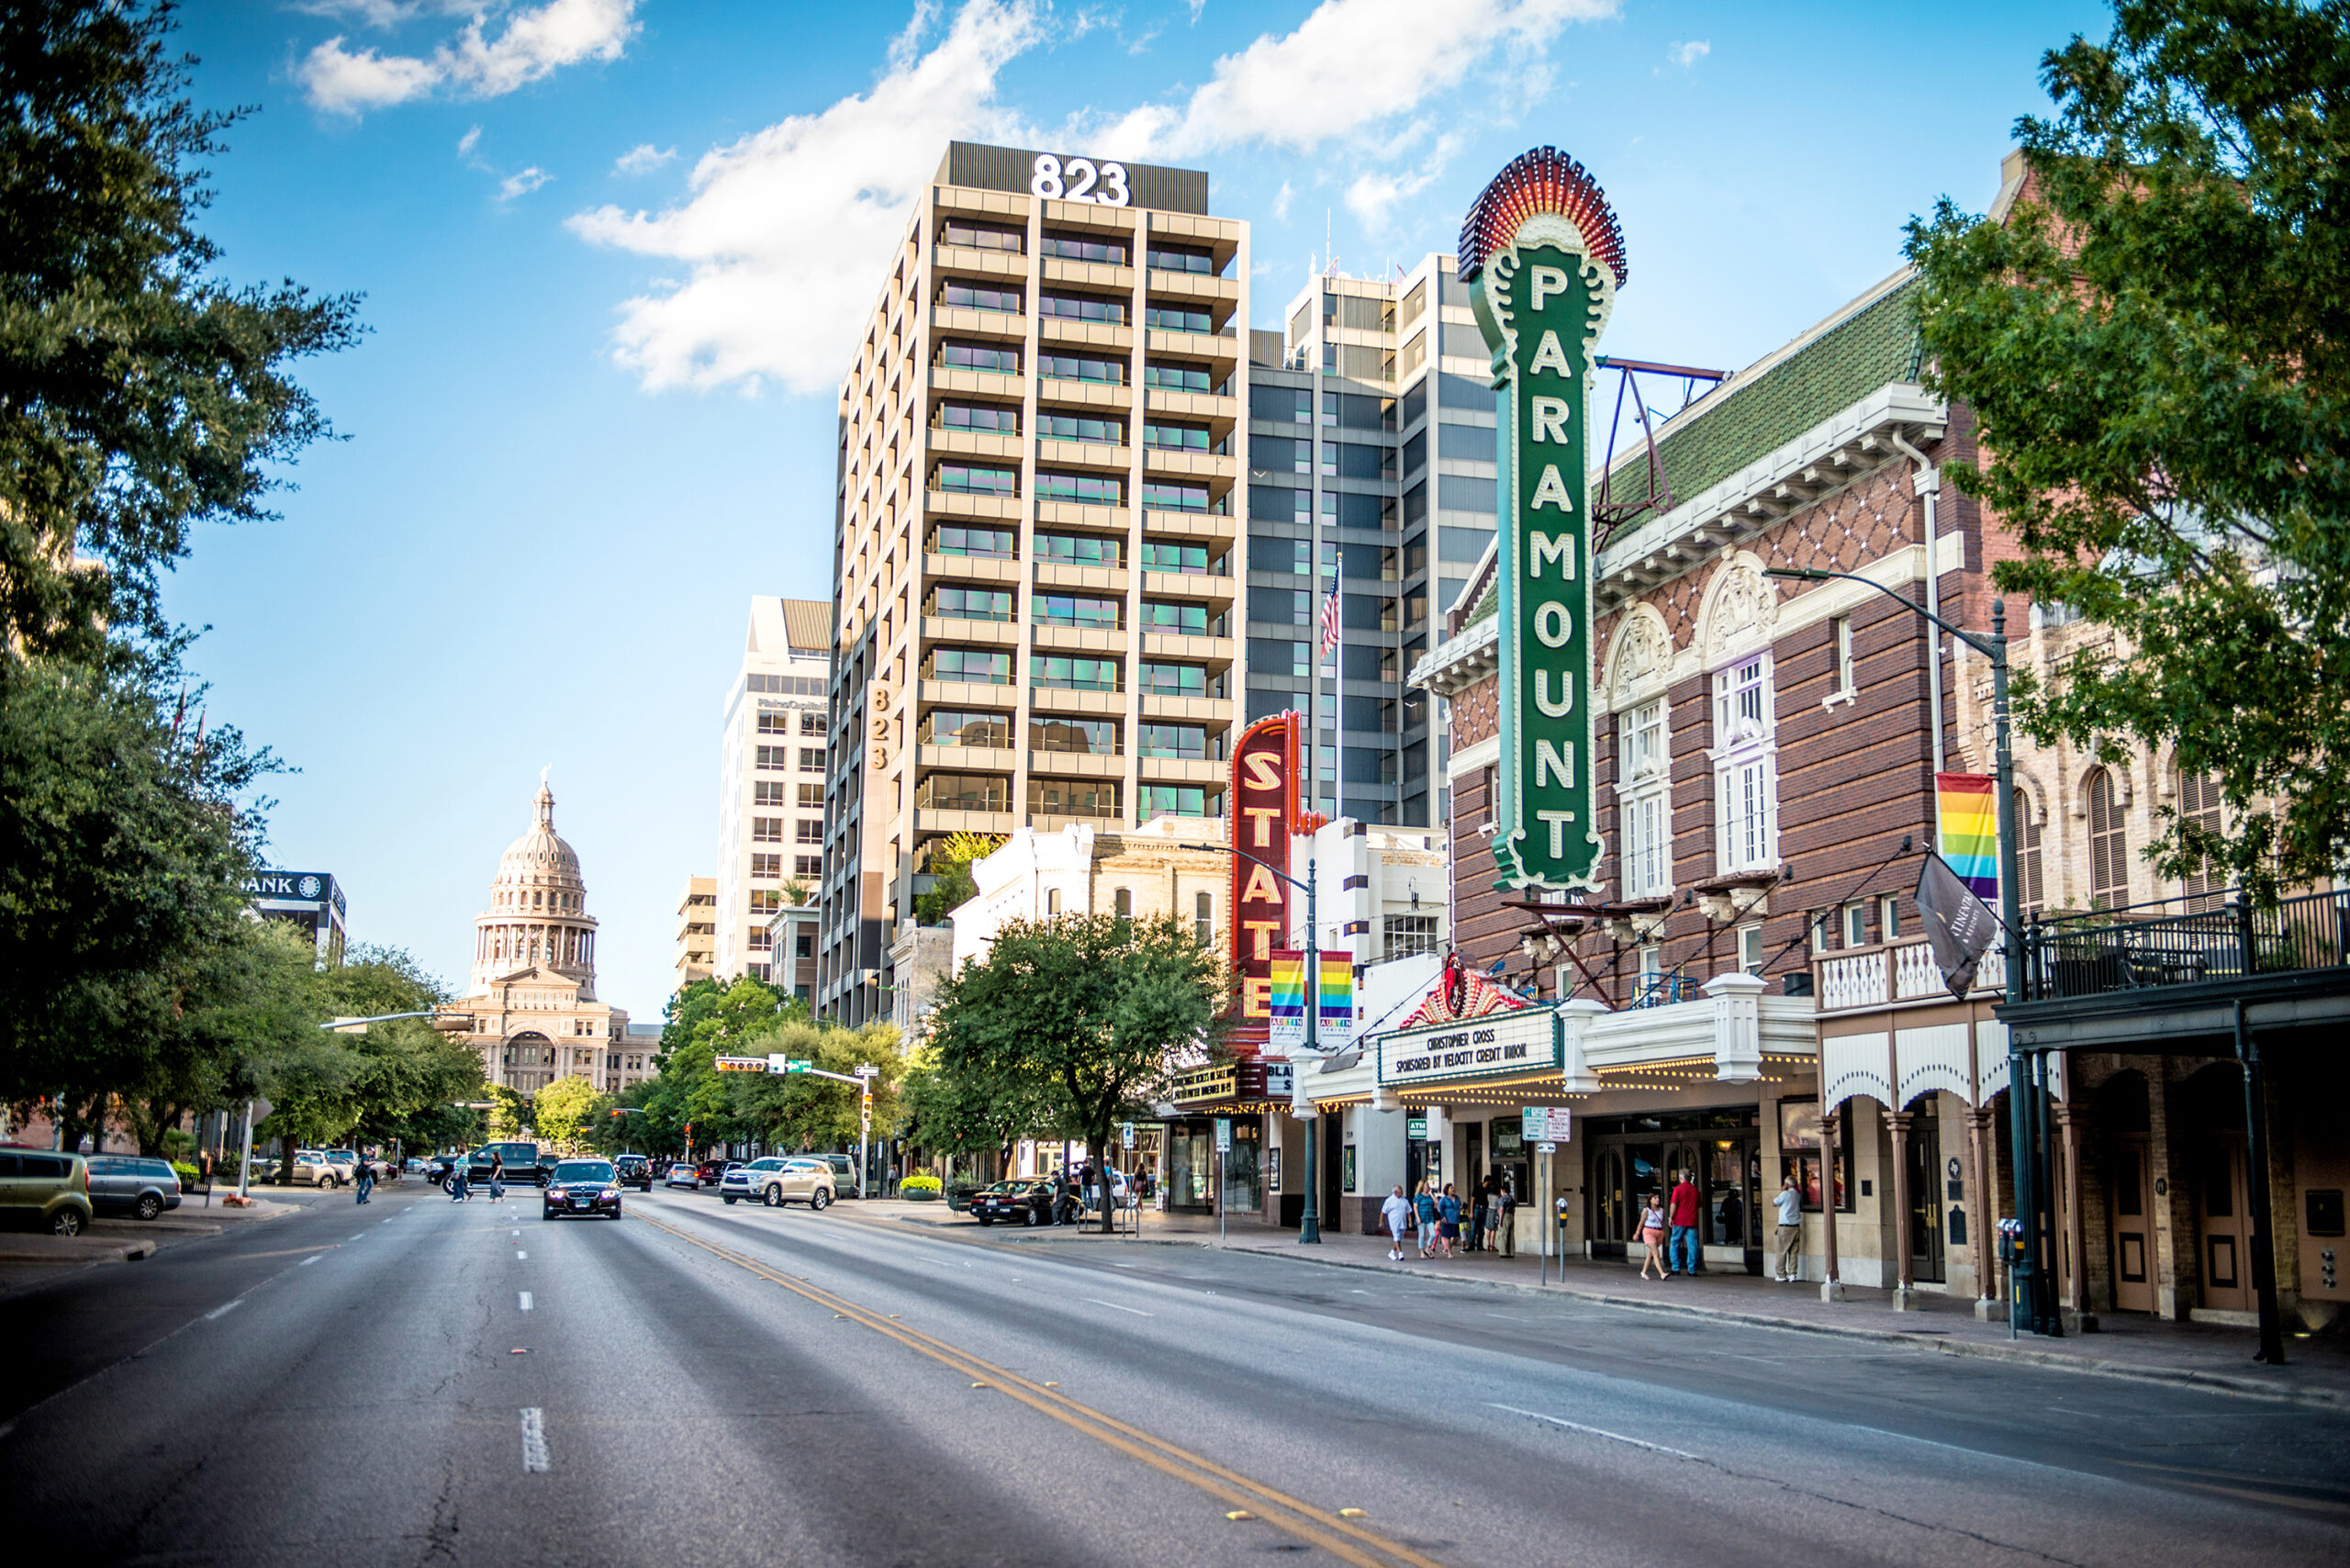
[869,1214,2349,1412]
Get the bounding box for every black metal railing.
[2021,886,2350,1002]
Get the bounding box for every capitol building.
[441,775,657,1098]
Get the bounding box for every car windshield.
[552,1162,613,1183]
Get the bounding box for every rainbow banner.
[1935,771,2000,902]
[1317,954,1355,1041]
[1269,951,1354,1054]
[1269,951,1306,1054]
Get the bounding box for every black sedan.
[613,1155,653,1191]
[969,1179,1058,1227]
[541,1159,622,1220]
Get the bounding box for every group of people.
[1635,1170,1807,1282]
[443,1150,509,1204]
[1377,1174,1514,1262]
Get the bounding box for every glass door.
[1591,1146,1628,1260]
[1907,1110,1945,1283]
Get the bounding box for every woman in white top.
[1639,1193,1670,1280]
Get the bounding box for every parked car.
[294,1149,342,1187]
[542,1159,621,1221]
[426,1154,461,1185]
[86,1155,184,1220]
[480,1141,549,1188]
[812,1153,858,1196]
[404,1157,431,1175]
[0,1148,95,1235]
[970,1178,1058,1227]
[694,1158,734,1187]
[613,1155,652,1192]
[721,1156,834,1210]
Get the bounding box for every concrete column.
[1965,1104,1998,1318]
[2053,1100,2098,1331]
[1886,1109,1917,1310]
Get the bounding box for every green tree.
[897,1043,1045,1178]
[913,832,1001,925]
[726,1019,902,1159]
[1907,0,2350,900]
[119,914,323,1156]
[0,0,362,662]
[928,913,1224,1230]
[532,1075,600,1150]
[484,1084,531,1141]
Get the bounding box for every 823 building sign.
[1032,154,1130,207]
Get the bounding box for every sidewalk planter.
[901,1175,943,1203]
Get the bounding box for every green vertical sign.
[1472,241,1612,893]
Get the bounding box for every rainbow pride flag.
[1317,953,1354,1036]
[1270,951,1354,1052]
[1269,952,1306,1039]
[1936,771,2000,902]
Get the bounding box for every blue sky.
[165,0,2110,1020]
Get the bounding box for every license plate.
[573,1199,592,1208]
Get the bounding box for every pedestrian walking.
[449,1161,469,1203]
[1773,1173,1804,1281]
[1668,1168,1702,1275]
[1493,1181,1516,1258]
[1380,1185,1411,1261]
[1413,1182,1438,1259]
[1436,1183,1462,1260]
[354,1156,375,1205]
[488,1150,506,1204]
[1639,1193,1669,1279]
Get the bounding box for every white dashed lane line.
[519,1292,533,1311]
[1488,1404,1699,1460]
[298,1255,320,1267]
[204,1299,242,1320]
[520,1407,548,1473]
[1082,1298,1153,1317]
[516,1250,528,1260]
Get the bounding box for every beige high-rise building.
[715,598,832,986]
[674,875,715,989]
[818,142,1248,1023]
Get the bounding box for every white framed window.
[1842,902,1868,948]
[1738,924,1765,975]
[1811,910,1832,953]
[1880,894,1902,940]
[1617,697,1673,897]
[1833,616,1855,697]
[1711,655,1778,873]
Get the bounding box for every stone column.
[2053,1100,2098,1331]
[1968,1104,2000,1320]
[1886,1108,1917,1310]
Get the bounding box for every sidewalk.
[852,1198,2350,1410]
[0,1190,299,1281]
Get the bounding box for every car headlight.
[600,1187,620,1199]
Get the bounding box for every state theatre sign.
[1461,148,1627,894]
[1225,712,1307,1042]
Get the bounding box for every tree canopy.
[927,913,1224,1227]
[1908,0,2350,900]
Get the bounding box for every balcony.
[932,243,1028,278]
[1035,437,1131,474]
[912,808,1016,836]
[1035,378,1132,413]
[1038,317,1133,352]
[2018,888,2349,1005]
[1146,269,1240,307]
[1141,569,1234,605]
[1139,630,1233,664]
[931,304,1024,342]
[919,615,1018,647]
[1144,386,1237,423]
[1814,938,2006,1014]
[1137,756,1222,785]
[1029,684,1123,715]
[1143,446,1235,482]
[924,487,1020,522]
[918,744,1016,773]
[923,552,1019,583]
[1030,622,1125,655]
[1138,691,1225,722]
[1039,256,1135,291]
[1029,748,1124,778]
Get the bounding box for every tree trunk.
[1088,1131,1115,1233]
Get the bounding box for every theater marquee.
[1377,1006,1561,1091]
[1460,148,1628,894]
[1225,711,1304,1036]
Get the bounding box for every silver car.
[85,1155,183,1220]
[722,1157,835,1210]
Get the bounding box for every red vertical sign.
[1225,712,1300,1048]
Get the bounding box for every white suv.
[721,1157,835,1210]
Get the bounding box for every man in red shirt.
[1667,1170,1702,1275]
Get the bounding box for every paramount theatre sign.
[1225,711,1306,1035]
[1378,1006,1561,1091]
[1461,148,1627,894]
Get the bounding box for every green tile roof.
[1600,271,1923,513]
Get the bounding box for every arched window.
[1113,888,1133,919]
[1046,888,1061,916]
[2015,790,2044,918]
[1195,890,1213,945]
[2178,769,2223,903]
[2087,768,2128,907]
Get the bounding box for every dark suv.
[467,1142,548,1188]
[613,1155,652,1192]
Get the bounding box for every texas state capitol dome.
[443,775,651,1099]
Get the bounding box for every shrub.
[900,1172,942,1193]
[172,1161,200,1186]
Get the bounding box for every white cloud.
[500,166,555,200]
[573,0,1614,393]
[299,0,640,115]
[456,125,482,160]
[1107,0,1617,159]
[1668,39,1710,67]
[612,142,676,175]
[568,0,1040,393]
[1272,179,1295,222]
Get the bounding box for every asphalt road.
[5,1181,2345,1566]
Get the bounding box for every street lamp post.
[1184,841,1322,1244]
[1762,570,2056,1337]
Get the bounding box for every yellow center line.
[636,1211,1442,1568]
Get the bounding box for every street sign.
[1538,1141,1558,1154]
[1522,1105,1572,1143]
[1214,1117,1232,1153]
[1120,1122,1136,1150]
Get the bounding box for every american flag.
[1318,570,1341,659]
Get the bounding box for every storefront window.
[1776,1098,1853,1212]
[1222,1118,1263,1213]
